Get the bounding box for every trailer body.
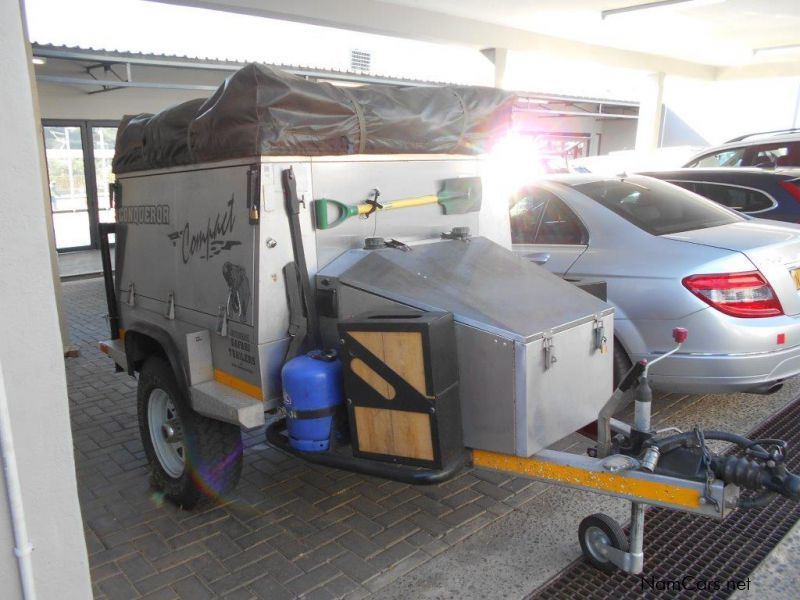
[107,154,612,455]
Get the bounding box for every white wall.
[600,119,638,154]
[0,2,92,598]
[36,60,229,120]
[661,76,800,146]
[37,81,210,120]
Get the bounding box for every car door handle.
[525,252,550,265]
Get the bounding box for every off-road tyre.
[137,357,242,508]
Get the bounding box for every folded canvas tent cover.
[113,63,515,174]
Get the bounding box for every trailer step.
[98,338,128,371]
[191,380,265,430]
[530,394,800,600]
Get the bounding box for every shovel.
[313,176,482,230]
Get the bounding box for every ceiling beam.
[716,61,800,80]
[31,46,436,87]
[147,0,719,79]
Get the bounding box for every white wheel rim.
[147,388,185,478]
[585,526,612,563]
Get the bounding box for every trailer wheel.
[137,357,242,508]
[578,513,628,573]
[612,339,631,390]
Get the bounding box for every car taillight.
[682,271,784,318]
[780,180,800,203]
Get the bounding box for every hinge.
[127,282,135,307]
[543,332,557,370]
[247,165,260,225]
[109,181,121,209]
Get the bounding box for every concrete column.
[0,1,92,598]
[635,71,666,152]
[480,47,509,88]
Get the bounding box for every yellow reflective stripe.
[472,449,702,510]
[214,369,263,401]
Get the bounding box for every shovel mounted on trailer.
[313,176,482,230]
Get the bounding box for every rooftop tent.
[112,63,515,174]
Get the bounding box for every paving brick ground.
[63,278,566,600]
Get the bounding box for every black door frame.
[42,119,119,252]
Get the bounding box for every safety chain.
[694,426,721,511]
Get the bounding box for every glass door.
[90,126,118,244]
[43,125,91,250]
[43,121,119,251]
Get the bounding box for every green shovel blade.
[437,176,482,214]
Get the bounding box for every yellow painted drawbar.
[472,449,704,511]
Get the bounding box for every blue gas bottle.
[281,349,344,452]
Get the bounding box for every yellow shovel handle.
[355,195,438,215]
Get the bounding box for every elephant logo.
[223,262,251,320]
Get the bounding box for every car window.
[572,176,744,236]
[509,187,588,245]
[536,197,588,245]
[688,148,745,168]
[509,187,549,244]
[750,143,793,167]
[670,181,697,193]
[690,182,774,214]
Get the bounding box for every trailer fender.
[124,322,191,399]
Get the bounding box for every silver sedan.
[509,174,800,394]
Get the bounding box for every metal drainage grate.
[531,395,800,600]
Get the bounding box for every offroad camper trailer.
[99,64,800,575]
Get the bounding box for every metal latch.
[543,333,557,370]
[216,305,228,337]
[247,165,260,225]
[165,292,175,320]
[593,316,608,354]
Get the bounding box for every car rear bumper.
[622,309,800,394]
[644,344,800,394]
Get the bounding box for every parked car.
[639,167,800,223]
[683,130,800,168]
[509,174,800,395]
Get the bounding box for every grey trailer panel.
[519,315,614,456]
[258,338,290,407]
[256,160,317,346]
[455,324,517,455]
[117,164,257,326]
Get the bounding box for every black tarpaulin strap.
[450,88,469,153]
[339,86,367,154]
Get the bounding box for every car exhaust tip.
[750,382,784,395]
